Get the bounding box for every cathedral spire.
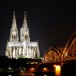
[9,11,19,42]
[20,11,30,42]
[11,11,17,30]
[22,12,28,28]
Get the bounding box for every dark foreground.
[0,56,76,76]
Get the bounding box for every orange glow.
[30,67,35,72]
[55,65,61,76]
[43,67,48,72]
[44,74,47,76]
[54,64,56,68]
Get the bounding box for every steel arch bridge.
[43,47,62,63]
[43,31,76,63]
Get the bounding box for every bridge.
[42,31,76,64]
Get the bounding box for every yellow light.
[55,65,61,76]
[30,67,35,72]
[43,67,47,70]
[54,65,56,68]
[44,74,47,76]
[43,67,48,72]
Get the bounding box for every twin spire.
[11,11,28,30]
[11,12,17,30]
[22,12,28,28]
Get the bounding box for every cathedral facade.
[5,12,40,59]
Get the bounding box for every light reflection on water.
[0,71,55,76]
[6,73,55,76]
[8,75,12,76]
[1,73,55,76]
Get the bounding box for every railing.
[43,56,76,63]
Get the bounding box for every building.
[5,12,40,59]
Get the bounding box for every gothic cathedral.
[5,12,40,59]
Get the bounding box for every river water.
[0,72,55,76]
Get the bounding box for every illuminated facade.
[5,12,40,59]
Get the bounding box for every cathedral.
[5,12,40,59]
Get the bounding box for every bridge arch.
[44,47,62,62]
[63,31,76,58]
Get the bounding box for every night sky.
[0,0,76,57]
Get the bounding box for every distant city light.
[44,74,47,76]
[43,67,48,72]
[8,75,12,76]
[30,67,35,72]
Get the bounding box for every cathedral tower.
[20,12,30,42]
[9,12,19,42]
[6,12,40,59]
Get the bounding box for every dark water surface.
[0,72,55,76]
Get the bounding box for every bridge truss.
[43,31,76,63]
